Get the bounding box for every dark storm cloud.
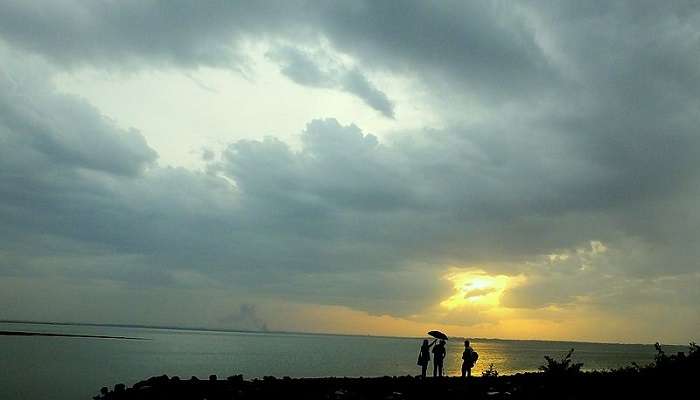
[0,0,553,103]
[267,46,395,117]
[340,69,395,118]
[0,58,156,176]
[0,0,294,70]
[311,0,558,102]
[267,46,330,88]
[1,1,700,330]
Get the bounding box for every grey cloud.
[268,46,395,117]
[0,49,157,176]
[500,238,700,311]
[267,46,331,88]
[201,148,216,161]
[501,276,585,310]
[0,0,292,70]
[340,68,395,118]
[312,0,557,102]
[0,61,437,315]
[0,1,555,105]
[220,119,411,214]
[3,105,700,320]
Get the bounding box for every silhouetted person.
[461,340,477,377]
[417,338,437,378]
[432,339,447,377]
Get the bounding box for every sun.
[440,270,518,310]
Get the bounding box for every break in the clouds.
[1,1,699,343]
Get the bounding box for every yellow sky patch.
[440,269,524,310]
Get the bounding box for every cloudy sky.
[1,1,699,343]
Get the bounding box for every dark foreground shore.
[94,343,698,400]
[93,371,696,400]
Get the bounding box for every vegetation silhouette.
[538,348,583,376]
[481,363,499,378]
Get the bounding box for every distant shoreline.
[0,319,423,342]
[0,330,148,340]
[0,319,677,346]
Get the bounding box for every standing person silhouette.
[461,340,477,378]
[417,339,437,378]
[432,340,447,377]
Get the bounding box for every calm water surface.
[0,322,686,400]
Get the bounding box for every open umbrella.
[428,330,448,340]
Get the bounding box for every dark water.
[0,322,687,400]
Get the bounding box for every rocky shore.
[92,371,694,400]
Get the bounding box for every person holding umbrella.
[432,339,447,377]
[426,330,448,377]
[417,338,437,378]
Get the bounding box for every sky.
[0,1,699,344]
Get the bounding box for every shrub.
[650,342,700,373]
[481,363,499,378]
[539,348,583,376]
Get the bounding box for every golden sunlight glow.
[440,270,521,310]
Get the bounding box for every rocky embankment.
[93,372,695,400]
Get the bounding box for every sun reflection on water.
[438,340,517,376]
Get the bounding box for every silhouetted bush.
[606,341,700,378]
[539,348,583,376]
[481,363,499,378]
[648,342,700,374]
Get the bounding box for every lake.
[0,322,686,399]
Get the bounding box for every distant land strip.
[0,320,665,346]
[0,330,149,340]
[0,319,412,341]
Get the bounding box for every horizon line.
[0,319,682,347]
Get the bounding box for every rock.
[332,389,349,399]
